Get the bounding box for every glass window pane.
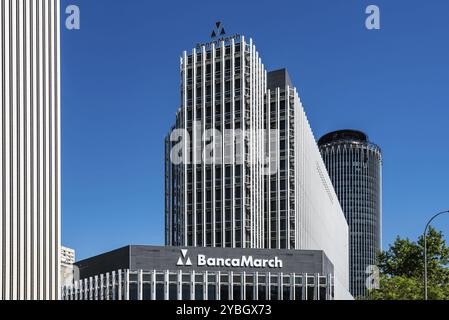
[283,286,290,300]
[295,287,303,300]
[246,285,254,300]
[129,284,138,301]
[307,287,315,301]
[156,284,164,301]
[143,283,152,300]
[195,285,204,300]
[320,287,327,300]
[233,285,241,300]
[169,284,177,300]
[182,284,190,300]
[258,286,266,300]
[208,285,216,300]
[270,286,278,300]
[220,285,229,300]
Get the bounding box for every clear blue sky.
[61,0,449,260]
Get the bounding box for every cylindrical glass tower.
[318,130,382,298]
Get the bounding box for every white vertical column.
[279,273,283,300]
[80,280,84,301]
[267,272,271,300]
[229,271,233,300]
[254,272,258,300]
[100,274,104,300]
[111,271,116,300]
[286,87,291,250]
[260,56,264,248]
[242,271,246,300]
[24,0,32,300]
[10,0,19,300]
[177,270,182,300]
[291,273,295,300]
[204,271,208,300]
[276,88,280,249]
[202,46,207,247]
[3,0,11,300]
[73,280,78,301]
[89,277,93,300]
[117,270,122,300]
[17,0,25,301]
[230,39,236,248]
[266,91,271,248]
[36,0,45,299]
[105,272,110,300]
[84,278,88,300]
[182,51,188,247]
[216,271,221,300]
[0,0,5,301]
[151,270,156,300]
[124,270,129,300]
[94,275,98,300]
[138,270,143,301]
[255,53,261,248]
[43,0,51,299]
[50,0,58,300]
[249,38,254,248]
[241,36,246,248]
[211,43,216,247]
[191,270,195,301]
[164,270,169,301]
[55,0,62,299]
[192,48,197,247]
[220,40,225,247]
[30,0,38,299]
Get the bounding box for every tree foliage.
[369,226,449,300]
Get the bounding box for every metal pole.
[423,210,449,300]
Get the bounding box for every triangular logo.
[177,249,192,266]
[211,21,226,39]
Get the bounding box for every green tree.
[369,226,449,300]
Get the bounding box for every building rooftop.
[267,68,293,90]
[318,130,368,146]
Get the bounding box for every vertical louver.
[1,0,60,300]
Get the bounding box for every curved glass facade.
[318,130,382,298]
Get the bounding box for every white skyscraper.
[165,34,351,299]
[1,0,60,300]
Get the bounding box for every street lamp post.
[423,210,449,300]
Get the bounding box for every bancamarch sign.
[198,255,283,269]
[177,249,284,269]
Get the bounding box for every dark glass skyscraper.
[318,130,382,298]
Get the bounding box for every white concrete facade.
[0,0,61,300]
[291,95,351,299]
